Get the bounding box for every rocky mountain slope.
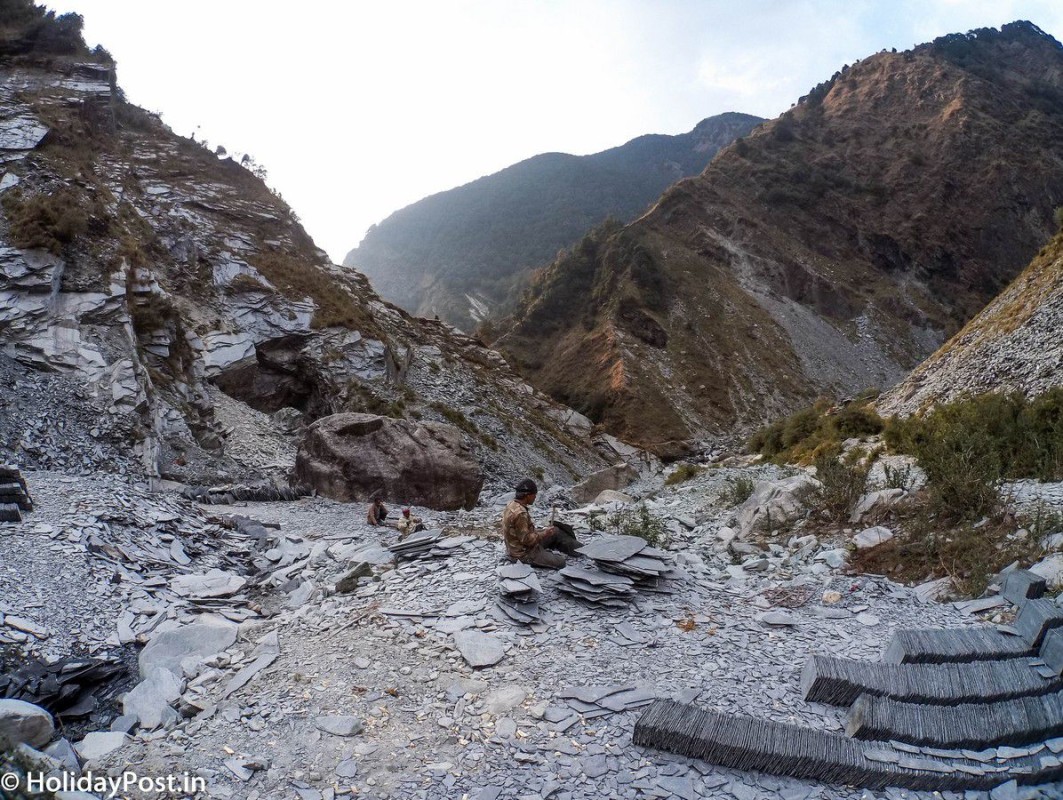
[494,21,1063,457]
[0,5,612,491]
[878,228,1063,416]
[343,113,763,330]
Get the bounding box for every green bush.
[2,189,89,254]
[616,503,668,546]
[749,396,883,463]
[664,462,701,486]
[812,450,870,521]
[885,390,1063,521]
[721,476,756,506]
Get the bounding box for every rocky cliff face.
[878,229,1063,416]
[343,113,763,331]
[495,22,1063,456]
[0,15,610,488]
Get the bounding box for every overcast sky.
[45,1,1063,264]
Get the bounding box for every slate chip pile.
[883,627,1034,664]
[0,464,33,522]
[846,690,1063,749]
[388,529,472,562]
[496,562,542,625]
[183,484,306,504]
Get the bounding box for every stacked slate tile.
[1002,569,1047,606]
[884,627,1034,664]
[1013,598,1063,647]
[387,529,471,562]
[846,689,1063,748]
[575,535,676,591]
[557,565,637,607]
[0,465,33,522]
[496,562,542,624]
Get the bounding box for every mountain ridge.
[343,112,763,329]
[494,20,1063,456]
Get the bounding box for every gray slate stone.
[453,630,505,668]
[315,715,364,737]
[138,620,238,679]
[0,699,54,747]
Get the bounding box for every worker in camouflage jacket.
[501,478,580,569]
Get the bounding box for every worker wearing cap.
[501,478,578,569]
[396,507,424,540]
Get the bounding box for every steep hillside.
[343,113,763,330]
[496,21,1063,457]
[878,228,1063,416]
[0,3,609,489]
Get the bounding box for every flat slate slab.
[452,630,505,668]
[1003,569,1047,606]
[576,536,647,563]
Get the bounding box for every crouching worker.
[502,478,580,570]
[396,507,425,540]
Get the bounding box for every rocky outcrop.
[294,413,484,510]
[0,36,614,488]
[878,231,1063,417]
[570,462,639,504]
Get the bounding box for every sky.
[44,1,1063,264]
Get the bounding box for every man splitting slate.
[501,478,580,569]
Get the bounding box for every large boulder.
[295,413,483,510]
[736,474,821,538]
[570,462,639,504]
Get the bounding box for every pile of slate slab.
[557,534,674,607]
[0,464,33,522]
[635,567,1063,792]
[388,529,472,562]
[496,562,542,624]
[0,652,127,724]
[557,684,658,719]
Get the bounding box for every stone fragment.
[452,630,505,668]
[170,569,247,599]
[0,699,54,747]
[852,526,894,550]
[336,562,373,594]
[315,715,364,737]
[122,667,182,730]
[736,474,821,538]
[850,489,906,523]
[484,687,527,714]
[74,731,128,762]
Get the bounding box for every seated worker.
[367,491,388,526]
[395,507,424,539]
[501,478,580,569]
